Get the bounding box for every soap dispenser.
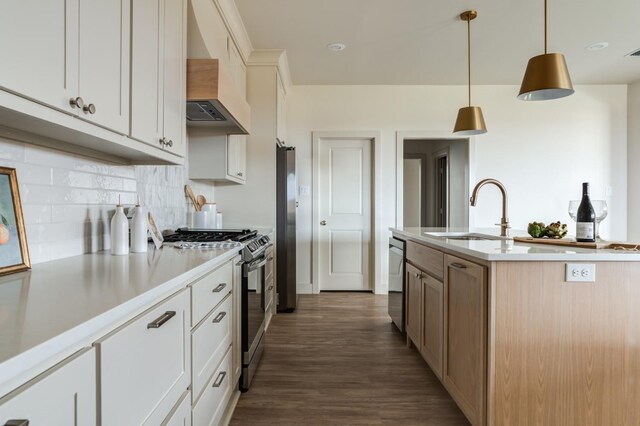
[130,198,148,253]
[110,196,129,256]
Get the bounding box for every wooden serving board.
[513,237,640,250]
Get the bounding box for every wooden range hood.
[186,59,251,134]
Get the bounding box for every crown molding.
[213,0,253,64]
[248,50,293,90]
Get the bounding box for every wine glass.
[592,200,608,239]
[567,200,608,239]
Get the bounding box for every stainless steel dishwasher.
[388,236,405,333]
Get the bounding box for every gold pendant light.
[453,10,487,135]
[518,0,574,100]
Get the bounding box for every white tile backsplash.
[0,136,214,264]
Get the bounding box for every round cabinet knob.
[82,103,96,114]
[167,139,173,147]
[237,172,243,177]
[69,97,84,109]
[320,220,327,226]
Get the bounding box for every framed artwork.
[0,167,30,275]
[147,211,163,249]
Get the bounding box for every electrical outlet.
[565,263,596,282]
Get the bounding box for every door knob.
[320,220,327,226]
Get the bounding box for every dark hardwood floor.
[231,293,469,425]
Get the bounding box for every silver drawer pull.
[212,371,227,387]
[5,421,29,426]
[212,311,227,323]
[414,272,422,279]
[147,311,176,329]
[212,283,227,293]
[450,262,467,269]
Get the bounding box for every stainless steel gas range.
[164,228,272,391]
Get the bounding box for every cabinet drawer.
[407,241,444,280]
[192,294,232,402]
[265,248,274,281]
[264,276,275,314]
[191,261,233,327]
[0,348,96,426]
[162,390,191,426]
[192,347,233,426]
[97,290,189,426]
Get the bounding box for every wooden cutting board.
[513,237,640,250]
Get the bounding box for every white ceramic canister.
[201,203,217,228]
[130,204,148,253]
[193,211,209,228]
[216,212,223,229]
[110,204,129,255]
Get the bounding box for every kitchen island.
[391,227,640,426]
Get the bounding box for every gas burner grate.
[163,228,257,243]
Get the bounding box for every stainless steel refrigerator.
[276,145,297,312]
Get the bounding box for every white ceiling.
[234,0,640,85]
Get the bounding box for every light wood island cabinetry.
[398,231,640,426]
[443,254,487,426]
[405,262,423,345]
[421,274,443,380]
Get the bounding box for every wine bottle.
[576,182,596,242]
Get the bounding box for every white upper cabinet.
[1,0,132,134]
[0,0,185,164]
[227,135,246,182]
[276,73,286,142]
[130,0,163,147]
[131,0,186,157]
[78,0,130,134]
[0,0,79,114]
[228,41,246,98]
[162,0,187,157]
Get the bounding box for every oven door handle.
[247,257,268,273]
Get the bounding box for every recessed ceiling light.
[326,43,346,52]
[586,42,609,51]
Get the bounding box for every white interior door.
[403,158,422,227]
[317,138,371,291]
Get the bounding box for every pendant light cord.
[544,0,548,54]
[467,16,471,107]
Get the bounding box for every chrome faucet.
[470,178,511,237]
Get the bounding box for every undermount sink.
[424,231,505,241]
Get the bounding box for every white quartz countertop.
[391,227,640,261]
[0,244,239,396]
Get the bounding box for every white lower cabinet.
[232,255,242,383]
[96,289,190,426]
[0,348,96,426]
[192,294,233,401]
[0,257,242,426]
[192,348,233,426]
[191,261,233,327]
[162,390,192,426]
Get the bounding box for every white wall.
[288,84,627,292]
[628,82,640,241]
[0,136,214,264]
